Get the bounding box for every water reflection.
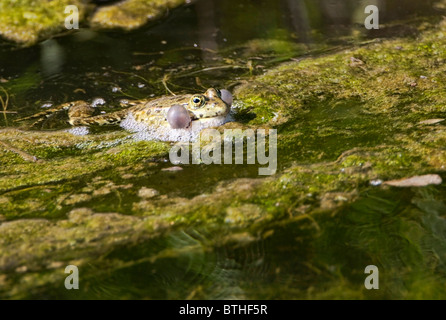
[196,0,218,62]
[40,39,65,78]
[284,0,311,43]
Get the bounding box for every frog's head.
[187,88,231,120]
[166,88,232,129]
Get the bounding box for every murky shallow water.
[1,0,446,299]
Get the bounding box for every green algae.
[0,128,171,219]
[0,207,165,298]
[0,0,188,46]
[235,18,446,180]
[90,0,187,31]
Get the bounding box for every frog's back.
[128,94,192,124]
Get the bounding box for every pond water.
[1,0,446,300]
[0,0,439,125]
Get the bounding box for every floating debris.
[138,187,159,199]
[383,174,442,187]
[418,119,444,125]
[161,166,183,172]
[349,56,365,67]
[0,140,39,162]
[370,179,383,186]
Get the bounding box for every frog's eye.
[190,95,205,108]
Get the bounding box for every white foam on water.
[120,112,229,142]
[91,98,106,107]
[119,113,147,132]
[66,126,90,136]
[66,102,238,142]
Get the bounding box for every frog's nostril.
[220,89,233,107]
[167,105,191,129]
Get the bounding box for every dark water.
[1,0,446,299]
[0,0,440,125]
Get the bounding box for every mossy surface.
[0,0,88,45]
[0,0,187,45]
[90,0,187,30]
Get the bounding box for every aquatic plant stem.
[0,86,9,124]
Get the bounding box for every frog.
[18,88,233,141]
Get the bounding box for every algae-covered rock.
[90,0,187,30]
[0,0,87,45]
[0,0,187,45]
